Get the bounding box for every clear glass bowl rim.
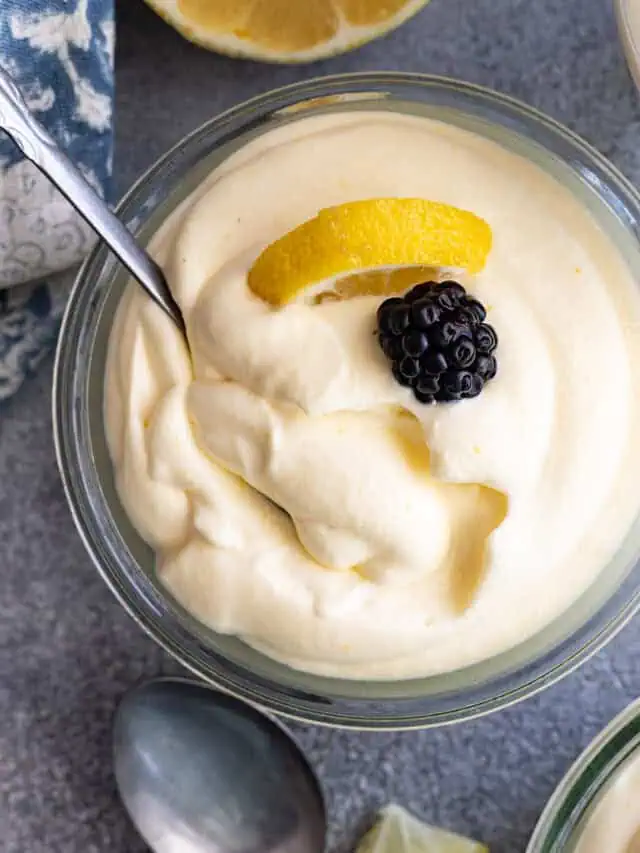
[526,697,640,852]
[53,71,640,730]
[616,0,640,91]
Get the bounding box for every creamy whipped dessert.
[105,110,640,679]
[624,0,640,43]
[619,0,640,87]
[574,749,640,853]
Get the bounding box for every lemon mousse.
[104,111,640,679]
[574,750,640,853]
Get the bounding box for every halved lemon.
[145,0,431,63]
[248,198,492,306]
[358,804,489,853]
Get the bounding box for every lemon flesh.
[358,804,489,853]
[248,198,492,306]
[145,0,431,62]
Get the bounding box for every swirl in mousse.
[105,111,640,679]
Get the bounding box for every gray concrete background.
[3,0,640,850]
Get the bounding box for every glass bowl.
[53,72,640,730]
[616,0,640,92]
[526,698,640,852]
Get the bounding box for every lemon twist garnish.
[248,198,492,306]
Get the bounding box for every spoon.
[113,678,327,853]
[0,65,186,336]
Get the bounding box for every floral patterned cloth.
[0,0,113,401]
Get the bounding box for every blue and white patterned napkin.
[0,0,113,401]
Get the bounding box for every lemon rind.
[144,0,430,63]
[248,199,492,305]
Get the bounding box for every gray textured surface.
[2,0,640,850]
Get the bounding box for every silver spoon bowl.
[113,678,327,853]
[0,65,186,336]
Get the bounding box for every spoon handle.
[0,66,185,333]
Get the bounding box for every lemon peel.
[248,198,492,306]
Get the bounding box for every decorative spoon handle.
[0,65,185,335]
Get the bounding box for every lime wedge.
[357,804,488,853]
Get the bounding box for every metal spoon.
[0,65,185,336]
[113,678,327,853]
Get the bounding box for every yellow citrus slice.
[248,198,492,306]
[144,0,431,63]
[313,267,439,305]
[358,804,489,853]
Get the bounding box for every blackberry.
[377,280,498,404]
